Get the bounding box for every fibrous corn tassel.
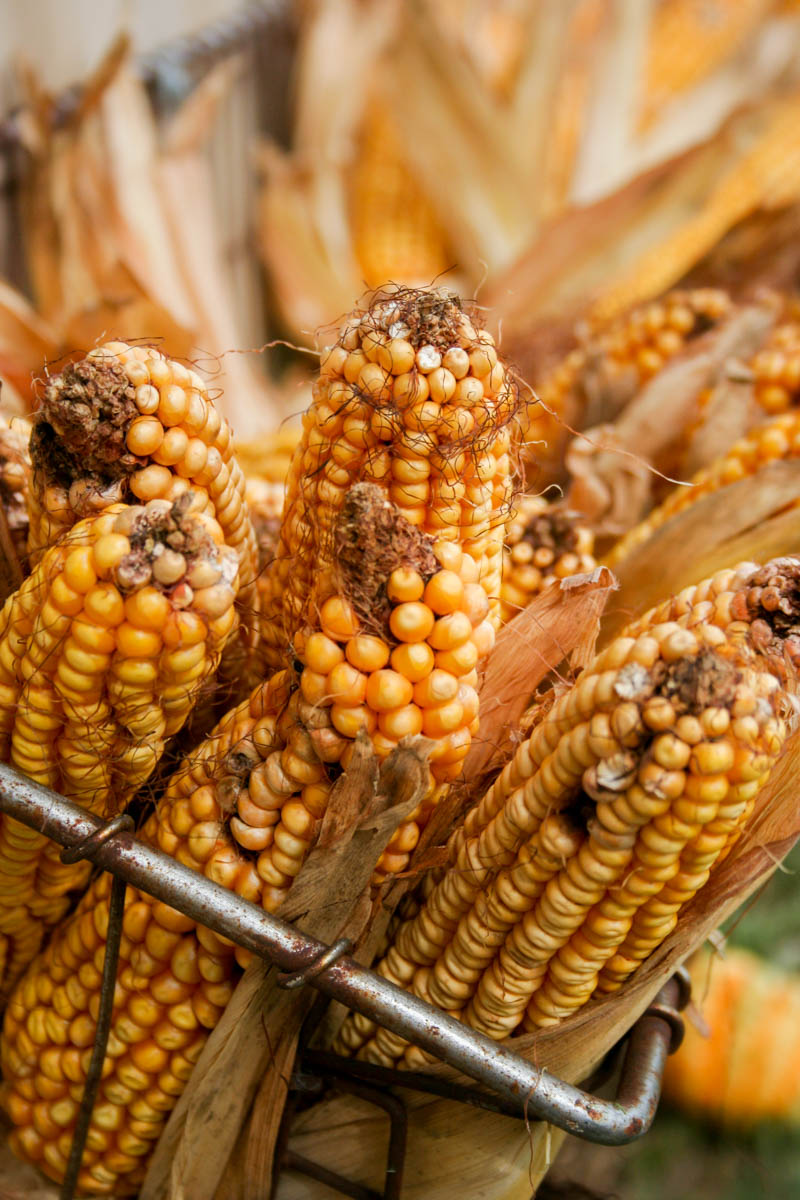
[350,104,453,289]
[0,414,31,573]
[336,555,799,1063]
[26,342,258,641]
[500,495,596,623]
[605,409,800,569]
[0,495,239,992]
[259,286,521,674]
[526,289,732,475]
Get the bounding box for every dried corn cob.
[337,556,798,1062]
[0,495,239,993]
[219,482,496,892]
[350,105,453,289]
[245,476,284,575]
[747,321,800,415]
[0,478,509,1193]
[527,289,732,473]
[677,318,800,461]
[0,662,313,1195]
[605,409,800,569]
[0,414,31,571]
[26,343,258,626]
[500,495,596,622]
[236,424,302,484]
[283,483,495,878]
[259,286,521,674]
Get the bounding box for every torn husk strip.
[465,565,616,780]
[140,738,431,1200]
[277,726,800,1199]
[602,459,800,644]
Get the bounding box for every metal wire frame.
[0,764,690,1198]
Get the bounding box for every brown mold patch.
[32,357,143,488]
[334,482,437,636]
[660,649,739,715]
[114,494,218,594]
[519,507,584,557]
[733,558,800,670]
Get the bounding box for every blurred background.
[2,3,800,1195]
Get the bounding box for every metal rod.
[300,1051,547,1120]
[284,1152,381,1200]
[59,872,127,1200]
[0,764,678,1145]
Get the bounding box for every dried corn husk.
[15,39,280,432]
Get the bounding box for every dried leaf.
[565,302,778,533]
[0,281,58,410]
[464,566,617,780]
[601,459,800,644]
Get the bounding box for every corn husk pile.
[1,39,279,435]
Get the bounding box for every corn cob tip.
[32,354,142,494]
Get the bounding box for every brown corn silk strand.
[500,494,596,623]
[257,286,522,675]
[0,496,239,995]
[336,556,799,1063]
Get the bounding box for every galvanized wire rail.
[0,763,691,1199]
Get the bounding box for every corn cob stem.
[338,555,800,1064]
[0,496,239,994]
